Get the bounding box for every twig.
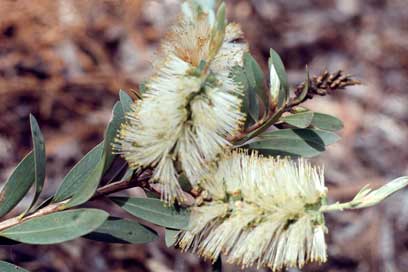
[228,70,360,144]
[0,169,152,232]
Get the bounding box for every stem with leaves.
[229,69,360,145]
[0,169,152,232]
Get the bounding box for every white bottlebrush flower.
[116,2,248,203]
[177,150,408,270]
[177,150,328,270]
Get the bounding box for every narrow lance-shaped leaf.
[231,65,259,124]
[0,152,35,217]
[243,53,267,110]
[311,112,344,131]
[0,209,108,244]
[247,128,340,158]
[69,98,131,207]
[119,90,133,114]
[55,97,127,205]
[0,261,29,272]
[165,228,180,247]
[53,143,104,202]
[295,65,310,103]
[22,114,46,216]
[103,102,125,172]
[208,3,226,60]
[281,111,314,129]
[320,176,408,212]
[110,197,190,229]
[85,217,158,244]
[63,156,105,208]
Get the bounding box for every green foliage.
[164,228,180,247]
[85,217,157,244]
[63,157,105,208]
[232,65,259,123]
[281,111,314,128]
[53,143,104,203]
[22,114,46,216]
[209,3,226,59]
[232,53,267,124]
[0,261,29,272]
[311,112,344,131]
[0,209,108,244]
[0,152,35,217]
[243,53,267,110]
[247,129,340,157]
[110,197,190,229]
[54,96,129,207]
[103,102,124,171]
[119,89,133,114]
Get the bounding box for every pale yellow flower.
[116,2,248,203]
[178,150,328,270]
[177,150,408,270]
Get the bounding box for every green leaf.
[103,102,124,171]
[53,143,104,202]
[0,209,108,245]
[296,66,310,103]
[231,66,259,124]
[268,48,288,108]
[209,3,226,59]
[0,152,35,217]
[311,112,344,131]
[22,114,46,215]
[247,129,340,157]
[110,197,190,229]
[281,111,314,128]
[164,228,180,247]
[119,90,133,114]
[243,53,267,109]
[85,217,157,244]
[64,156,105,208]
[212,256,223,272]
[0,261,29,272]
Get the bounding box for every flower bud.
[269,62,281,106]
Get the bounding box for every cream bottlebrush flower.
[116,2,248,203]
[177,150,408,270]
[177,150,328,270]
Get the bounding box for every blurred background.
[0,0,407,271]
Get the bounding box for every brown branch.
[0,169,153,232]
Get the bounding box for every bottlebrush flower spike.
[115,1,248,203]
[177,150,408,270]
[178,150,328,270]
